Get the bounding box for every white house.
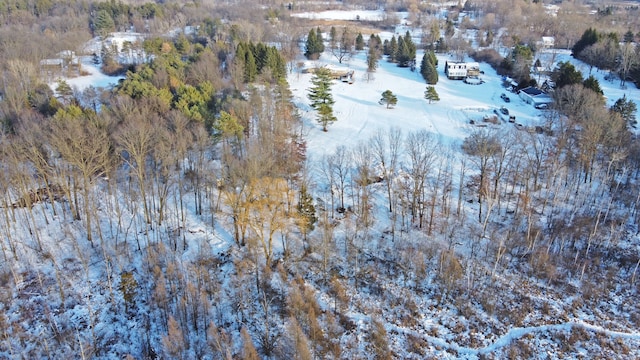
[538,36,555,49]
[445,61,480,80]
[519,86,553,107]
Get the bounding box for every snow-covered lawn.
[61,58,125,92]
[290,48,639,159]
[291,50,546,157]
[291,9,385,21]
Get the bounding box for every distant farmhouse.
[39,50,82,81]
[445,61,480,80]
[537,36,555,49]
[303,65,355,83]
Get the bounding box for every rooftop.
[520,86,544,96]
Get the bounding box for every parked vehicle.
[535,103,548,109]
[500,106,509,115]
[500,93,510,102]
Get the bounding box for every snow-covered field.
[291,9,385,21]
[63,58,125,91]
[290,48,640,159]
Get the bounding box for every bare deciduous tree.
[462,129,502,223]
[404,130,439,228]
[331,27,355,64]
[49,107,112,243]
[245,177,291,265]
[115,108,157,226]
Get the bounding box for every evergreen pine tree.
[552,61,583,88]
[420,53,428,78]
[380,90,398,108]
[305,28,324,59]
[420,53,438,84]
[424,86,440,103]
[397,31,416,67]
[395,36,404,64]
[388,36,398,62]
[253,42,268,72]
[305,28,317,59]
[316,102,337,132]
[355,33,365,50]
[244,48,257,83]
[583,75,603,95]
[572,28,599,57]
[428,50,438,66]
[382,39,390,56]
[307,68,336,131]
[316,27,325,53]
[611,95,637,125]
[297,184,317,241]
[235,42,247,69]
[55,80,74,104]
[93,9,115,37]
[266,47,286,80]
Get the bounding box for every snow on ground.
[63,58,125,92]
[290,48,640,160]
[83,32,146,54]
[289,50,546,158]
[539,48,640,122]
[291,9,385,21]
[287,41,640,358]
[12,23,640,359]
[50,32,137,95]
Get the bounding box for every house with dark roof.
[519,86,553,107]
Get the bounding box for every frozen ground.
[289,47,639,160]
[291,9,385,21]
[293,51,533,157]
[63,57,125,92]
[22,25,640,359]
[543,48,640,117]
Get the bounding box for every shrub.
[407,333,428,355]
[470,49,503,70]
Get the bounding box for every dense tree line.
[0,12,310,355]
[572,27,640,87]
[383,31,416,68]
[304,27,324,60]
[1,1,640,358]
[420,50,438,84]
[235,41,287,83]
